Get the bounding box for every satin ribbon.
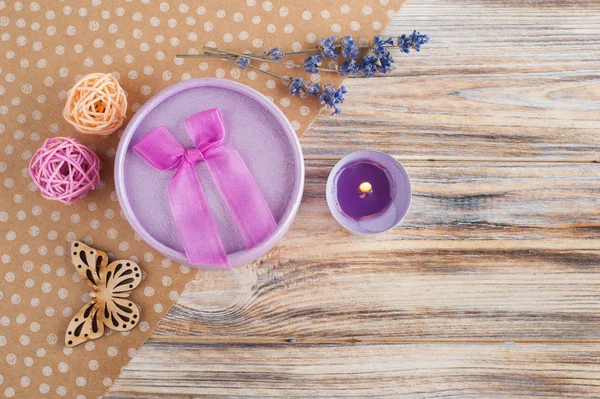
[133,108,277,269]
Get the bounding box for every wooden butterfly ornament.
[65,241,143,347]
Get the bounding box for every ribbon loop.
[133,108,277,269]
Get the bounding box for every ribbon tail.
[168,161,232,269]
[205,146,277,249]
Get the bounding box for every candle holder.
[326,150,411,234]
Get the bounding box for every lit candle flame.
[358,182,372,198]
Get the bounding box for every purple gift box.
[115,79,304,270]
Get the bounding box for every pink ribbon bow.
[133,108,277,269]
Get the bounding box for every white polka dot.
[76,377,86,387]
[20,376,30,387]
[58,288,68,299]
[154,303,164,313]
[41,282,52,293]
[107,228,118,239]
[19,335,30,346]
[39,383,50,394]
[88,359,99,370]
[107,346,118,357]
[58,362,69,372]
[6,353,17,365]
[139,321,150,332]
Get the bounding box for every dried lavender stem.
[200,46,339,73]
[203,46,304,68]
[245,64,291,82]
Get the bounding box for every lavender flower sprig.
[175,32,429,114]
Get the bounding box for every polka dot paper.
[0,0,404,398]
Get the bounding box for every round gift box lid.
[115,78,304,269]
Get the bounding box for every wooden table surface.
[108,0,600,397]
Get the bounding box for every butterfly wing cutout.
[65,301,105,347]
[66,242,143,347]
[95,260,142,332]
[70,241,109,290]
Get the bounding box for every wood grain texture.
[108,342,600,398]
[109,0,600,397]
[301,1,600,161]
[149,160,599,340]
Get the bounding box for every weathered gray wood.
[301,1,600,161]
[147,160,600,340]
[107,342,600,398]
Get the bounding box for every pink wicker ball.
[29,137,101,205]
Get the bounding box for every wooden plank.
[157,248,600,340]
[147,160,600,340]
[106,342,600,398]
[301,0,600,160]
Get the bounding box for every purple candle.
[326,151,411,234]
